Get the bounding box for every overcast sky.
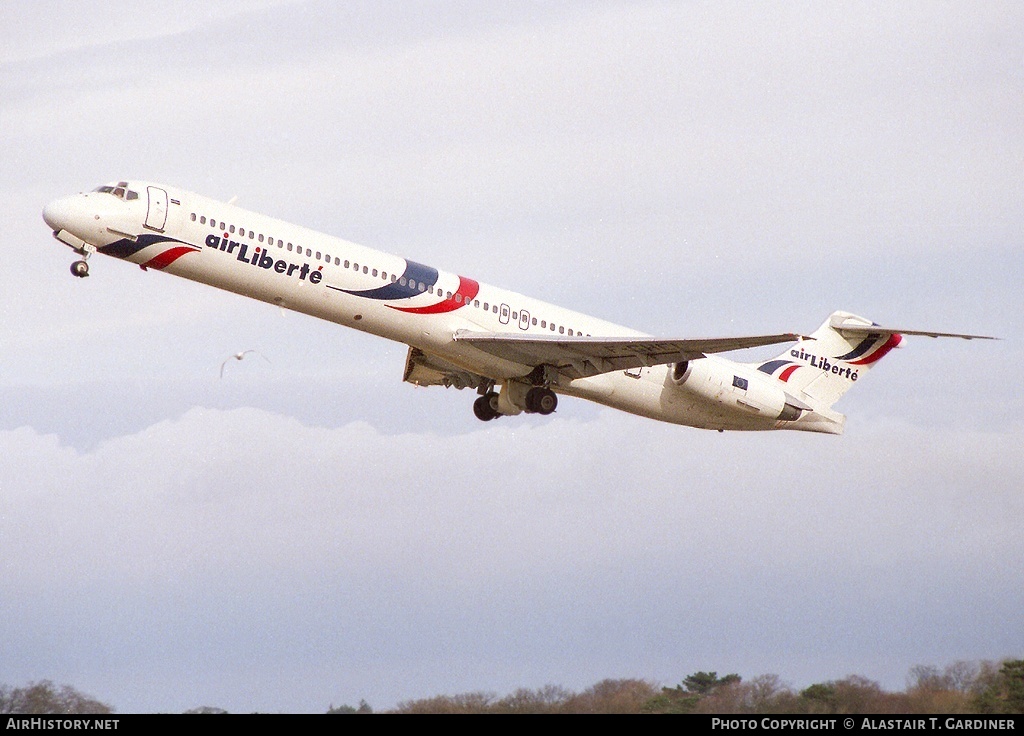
[1,1,1021,713]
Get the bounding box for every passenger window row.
[189,211,588,336]
[191,211,341,266]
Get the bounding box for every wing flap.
[452,330,801,380]
[403,346,489,390]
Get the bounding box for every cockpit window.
[94,181,139,201]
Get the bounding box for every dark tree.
[683,671,742,694]
[976,659,1024,714]
[0,681,112,714]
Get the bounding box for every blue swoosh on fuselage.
[336,259,439,301]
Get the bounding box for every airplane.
[41,180,995,435]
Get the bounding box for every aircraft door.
[518,309,531,331]
[499,303,510,325]
[145,186,168,231]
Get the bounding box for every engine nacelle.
[669,359,804,422]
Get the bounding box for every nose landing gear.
[68,242,95,279]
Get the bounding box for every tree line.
[3,659,1022,714]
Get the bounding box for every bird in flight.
[220,349,270,379]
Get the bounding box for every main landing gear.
[473,392,501,421]
[472,386,558,421]
[525,386,557,415]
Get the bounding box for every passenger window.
[532,317,537,325]
[541,320,546,328]
[559,326,565,334]
[258,234,264,242]
[191,213,197,221]
[229,225,235,234]
[372,269,378,277]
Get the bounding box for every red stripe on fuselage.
[779,365,800,382]
[389,276,480,314]
[143,246,199,270]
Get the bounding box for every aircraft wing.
[452,330,801,380]
[829,315,998,340]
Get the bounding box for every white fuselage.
[42,181,843,434]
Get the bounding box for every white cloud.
[1,407,1021,710]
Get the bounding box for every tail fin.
[752,311,902,408]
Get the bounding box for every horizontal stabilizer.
[453,330,800,380]
[829,314,997,341]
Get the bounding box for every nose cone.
[43,195,79,232]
